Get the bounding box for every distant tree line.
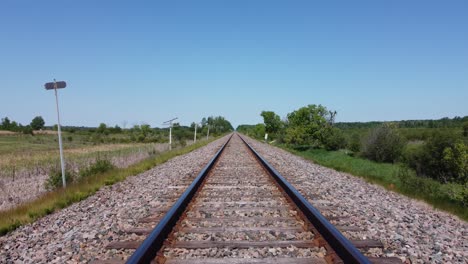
[0,116,45,135]
[336,116,468,129]
[1,115,233,144]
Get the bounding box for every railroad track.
[103,134,400,264]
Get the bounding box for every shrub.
[45,168,74,190]
[22,125,34,135]
[405,131,467,184]
[80,158,115,178]
[402,143,425,173]
[179,139,187,147]
[137,134,145,142]
[348,133,361,153]
[398,168,468,207]
[361,124,405,163]
[322,128,347,151]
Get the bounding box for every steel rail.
[239,135,371,264]
[126,135,233,264]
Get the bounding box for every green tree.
[109,125,122,133]
[205,116,234,135]
[260,111,282,137]
[1,117,11,130]
[10,121,19,132]
[97,123,108,134]
[284,104,330,146]
[443,142,468,184]
[30,116,45,130]
[140,124,151,137]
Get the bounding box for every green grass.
[0,133,93,155]
[283,147,468,221]
[293,149,403,186]
[0,137,220,235]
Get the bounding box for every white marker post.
[194,123,198,143]
[44,79,67,187]
[206,125,210,140]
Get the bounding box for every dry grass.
[0,137,220,235]
[0,130,16,135]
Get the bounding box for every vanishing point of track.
[105,134,400,264]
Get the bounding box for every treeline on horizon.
[335,116,468,129]
[0,115,234,144]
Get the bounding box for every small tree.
[96,123,107,134]
[30,116,45,130]
[1,117,11,130]
[10,121,19,132]
[442,142,468,184]
[284,104,331,146]
[260,111,282,139]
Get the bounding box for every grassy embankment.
[0,136,221,235]
[284,147,468,221]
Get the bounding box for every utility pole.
[44,79,67,187]
[163,118,178,150]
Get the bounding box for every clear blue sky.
[1,0,467,128]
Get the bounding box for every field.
[0,131,178,211]
[0,136,220,235]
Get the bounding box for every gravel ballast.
[0,137,227,263]
[244,137,467,264]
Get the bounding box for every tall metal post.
[54,79,66,187]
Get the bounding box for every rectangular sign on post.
[44,81,67,90]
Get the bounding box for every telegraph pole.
[163,118,178,150]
